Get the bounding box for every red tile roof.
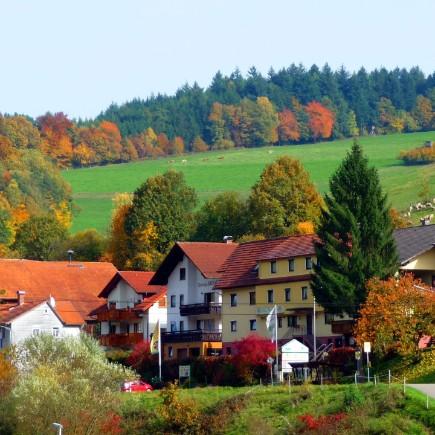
[257,234,318,261]
[150,242,238,284]
[0,259,117,325]
[98,271,166,298]
[216,235,317,289]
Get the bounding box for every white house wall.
[107,280,141,309]
[8,302,80,346]
[167,256,221,331]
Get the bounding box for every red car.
[121,380,153,393]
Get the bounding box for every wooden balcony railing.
[162,329,222,343]
[99,332,143,347]
[96,307,141,322]
[180,302,221,316]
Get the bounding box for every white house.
[0,292,81,348]
[0,259,118,347]
[149,241,237,360]
[94,271,167,348]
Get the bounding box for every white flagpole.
[274,304,278,379]
[158,320,162,380]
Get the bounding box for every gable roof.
[394,224,435,264]
[150,242,238,285]
[0,259,117,325]
[98,271,166,298]
[216,235,316,290]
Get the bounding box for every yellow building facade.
[217,235,348,354]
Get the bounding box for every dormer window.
[270,261,277,274]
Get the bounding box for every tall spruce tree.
[311,141,398,315]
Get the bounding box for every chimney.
[223,235,233,244]
[17,290,25,306]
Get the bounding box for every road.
[409,384,435,398]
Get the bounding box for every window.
[179,294,184,306]
[179,267,186,280]
[230,321,237,332]
[270,261,277,274]
[267,289,274,303]
[284,288,291,302]
[170,295,176,308]
[250,319,257,331]
[170,321,176,332]
[324,312,334,324]
[249,291,256,305]
[302,286,308,300]
[133,323,139,333]
[287,316,297,327]
[109,324,116,334]
[288,259,295,272]
[179,320,184,331]
[305,257,313,270]
[196,319,202,330]
[230,293,238,307]
[168,346,173,358]
[278,317,282,328]
[52,327,59,337]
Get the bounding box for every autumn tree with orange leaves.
[354,274,435,357]
[305,101,335,140]
[278,109,300,143]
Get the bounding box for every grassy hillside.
[119,384,435,434]
[63,131,435,233]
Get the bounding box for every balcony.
[331,320,354,335]
[180,302,222,317]
[99,332,143,348]
[162,329,222,344]
[97,307,141,322]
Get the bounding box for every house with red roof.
[94,271,167,348]
[216,234,351,357]
[150,241,238,360]
[0,259,118,348]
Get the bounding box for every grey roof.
[393,224,435,264]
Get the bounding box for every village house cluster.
[1,224,434,362]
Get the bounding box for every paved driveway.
[409,384,435,398]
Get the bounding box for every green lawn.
[63,132,435,233]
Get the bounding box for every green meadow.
[63,132,435,233]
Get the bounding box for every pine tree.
[311,141,398,315]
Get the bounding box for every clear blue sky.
[1,0,434,119]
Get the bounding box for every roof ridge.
[239,233,316,246]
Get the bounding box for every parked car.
[121,380,153,393]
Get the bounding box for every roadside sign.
[355,351,361,360]
[179,365,190,378]
[363,342,371,353]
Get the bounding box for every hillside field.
[63,132,435,233]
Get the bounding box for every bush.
[11,333,136,435]
[343,385,365,410]
[399,146,435,164]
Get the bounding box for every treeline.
[2,65,435,169]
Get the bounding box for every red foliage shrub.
[126,340,151,368]
[233,334,275,365]
[100,413,122,435]
[298,412,347,432]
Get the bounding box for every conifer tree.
[311,141,398,315]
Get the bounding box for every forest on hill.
[1,65,435,170]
